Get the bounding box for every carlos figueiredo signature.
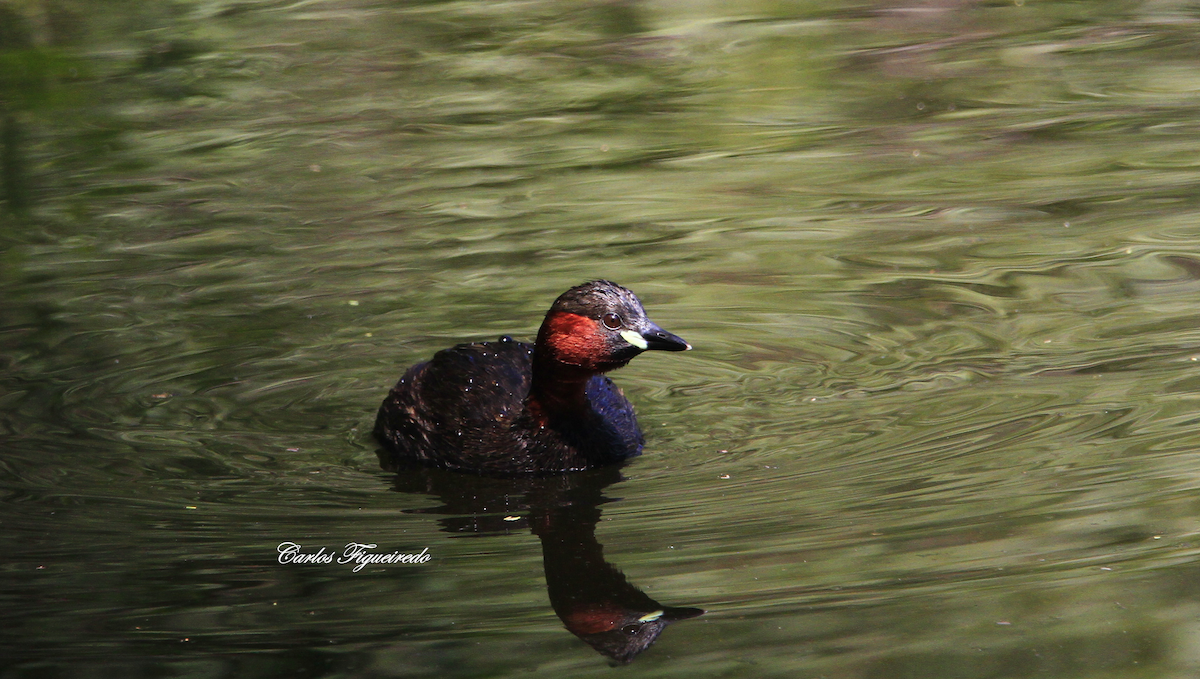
[276,541,430,573]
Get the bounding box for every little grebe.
[374,280,689,475]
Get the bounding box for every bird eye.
[602,312,623,330]
[621,624,640,636]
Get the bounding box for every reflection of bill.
[276,541,431,572]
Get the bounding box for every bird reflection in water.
[387,462,703,663]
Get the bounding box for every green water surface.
[4,0,1200,677]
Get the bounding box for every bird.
[373,280,689,475]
